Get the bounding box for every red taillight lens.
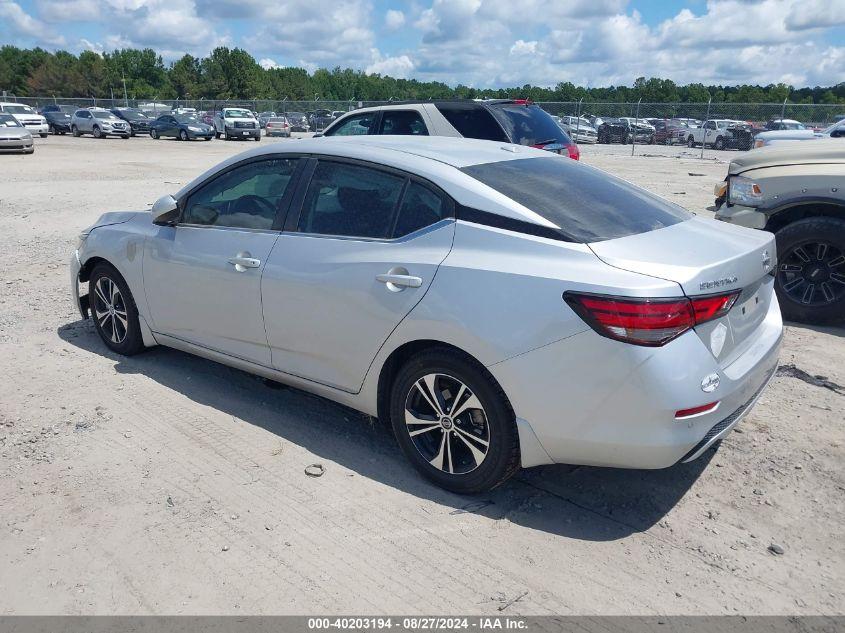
[564,291,740,347]
[567,143,580,160]
[675,402,720,419]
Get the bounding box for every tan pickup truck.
[714,139,845,324]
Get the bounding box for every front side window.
[461,157,690,243]
[326,113,376,136]
[379,110,428,135]
[297,162,404,238]
[183,159,298,230]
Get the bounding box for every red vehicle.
[652,119,691,145]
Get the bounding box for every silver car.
[70,137,782,493]
[0,113,34,153]
[71,108,130,139]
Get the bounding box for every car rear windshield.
[460,157,691,243]
[489,104,572,146]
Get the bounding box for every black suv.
[110,108,152,136]
[320,99,580,159]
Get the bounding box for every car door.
[143,157,302,365]
[261,158,455,392]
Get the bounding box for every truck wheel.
[774,217,845,324]
[714,136,725,150]
[687,136,695,147]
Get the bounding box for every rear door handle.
[228,253,261,272]
[376,273,423,289]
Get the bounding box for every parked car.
[309,109,335,132]
[0,113,34,153]
[40,104,76,115]
[285,112,310,132]
[71,136,781,493]
[752,119,845,148]
[764,119,805,131]
[150,113,214,141]
[213,107,260,141]
[331,110,347,120]
[617,118,656,143]
[596,118,627,144]
[265,117,291,137]
[321,100,580,159]
[43,109,73,135]
[172,107,197,116]
[110,108,152,136]
[686,119,753,150]
[553,116,598,144]
[137,102,172,117]
[200,110,215,126]
[714,139,845,324]
[0,102,48,137]
[652,119,691,145]
[71,108,130,138]
[258,112,277,129]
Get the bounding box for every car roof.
[175,136,565,229]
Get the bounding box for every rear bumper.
[489,292,782,470]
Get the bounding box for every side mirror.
[151,194,179,225]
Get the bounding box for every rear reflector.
[675,402,720,419]
[566,143,580,161]
[563,290,741,347]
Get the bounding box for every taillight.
[563,290,740,347]
[675,402,720,419]
[567,143,580,160]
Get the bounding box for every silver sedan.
[71,137,782,493]
[0,114,34,153]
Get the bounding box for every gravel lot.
[0,134,843,615]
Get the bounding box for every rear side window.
[489,104,572,146]
[393,182,448,237]
[379,110,428,135]
[298,162,404,238]
[435,104,507,142]
[461,157,690,243]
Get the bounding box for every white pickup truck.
[0,102,48,137]
[686,119,753,151]
[213,107,261,141]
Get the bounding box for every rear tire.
[714,136,725,150]
[389,348,521,494]
[89,263,146,356]
[774,217,845,324]
[72,125,80,137]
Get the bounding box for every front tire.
[774,217,845,324]
[89,263,146,355]
[72,125,80,137]
[93,126,102,139]
[714,136,725,150]
[389,348,520,494]
[150,129,158,139]
[179,129,189,141]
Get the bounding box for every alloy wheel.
[779,241,845,306]
[404,373,490,475]
[93,276,129,344]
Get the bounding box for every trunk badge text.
[701,373,721,393]
[762,249,771,270]
[700,276,738,291]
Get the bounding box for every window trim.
[284,154,455,242]
[176,155,307,232]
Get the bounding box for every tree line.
[2,45,844,105]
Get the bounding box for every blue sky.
[2,0,844,87]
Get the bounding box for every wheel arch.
[765,200,845,233]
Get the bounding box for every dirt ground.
[0,134,843,616]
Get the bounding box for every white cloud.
[384,8,405,30]
[785,0,845,30]
[259,58,279,70]
[509,40,537,56]
[366,50,415,77]
[0,0,65,46]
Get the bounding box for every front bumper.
[0,136,34,152]
[489,292,782,469]
[187,130,215,139]
[23,123,49,135]
[226,126,260,138]
[70,249,89,318]
[714,204,767,230]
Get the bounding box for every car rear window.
[460,157,690,243]
[489,104,572,146]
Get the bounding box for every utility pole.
[122,74,129,107]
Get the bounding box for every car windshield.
[490,104,571,146]
[781,122,805,129]
[175,114,200,123]
[287,112,305,118]
[4,105,35,114]
[120,110,148,120]
[0,114,22,127]
[461,156,690,243]
[224,109,251,118]
[49,112,71,119]
[92,111,116,119]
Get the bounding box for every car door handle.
[228,254,261,272]
[376,273,423,288]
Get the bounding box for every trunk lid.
[588,217,776,365]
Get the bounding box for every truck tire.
[774,217,845,324]
[714,136,725,150]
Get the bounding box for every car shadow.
[58,319,714,542]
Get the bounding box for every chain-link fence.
[3,93,843,151]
